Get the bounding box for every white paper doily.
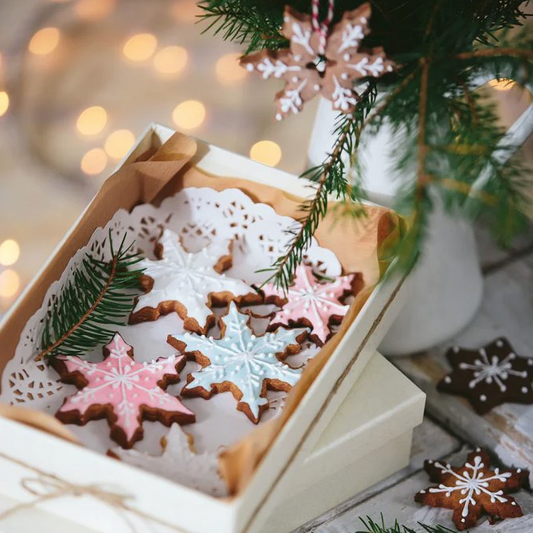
[0,187,339,490]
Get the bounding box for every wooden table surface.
[293,226,533,532]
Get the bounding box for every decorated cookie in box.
[0,133,400,502]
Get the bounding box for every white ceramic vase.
[308,92,533,355]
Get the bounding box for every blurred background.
[0,0,531,316]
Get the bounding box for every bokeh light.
[105,129,136,159]
[488,78,516,91]
[153,46,188,76]
[250,140,282,167]
[76,106,108,136]
[0,92,9,118]
[81,148,108,175]
[172,100,206,130]
[29,27,60,56]
[216,53,247,85]
[76,0,116,21]
[122,33,158,62]
[0,240,20,266]
[0,269,20,298]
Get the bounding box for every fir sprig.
[201,0,532,291]
[37,233,143,361]
[260,85,377,289]
[357,516,456,533]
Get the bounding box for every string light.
[216,53,247,85]
[172,100,206,130]
[122,34,158,62]
[81,148,108,175]
[104,129,135,159]
[153,46,188,76]
[0,92,9,118]
[0,269,20,299]
[0,240,20,267]
[76,0,115,20]
[29,27,60,56]
[76,106,108,136]
[250,141,282,167]
[488,78,516,91]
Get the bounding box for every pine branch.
[37,233,144,361]
[357,516,457,533]
[260,86,377,291]
[201,0,533,282]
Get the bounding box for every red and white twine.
[311,0,335,55]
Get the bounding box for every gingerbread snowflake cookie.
[51,333,195,448]
[130,229,258,334]
[437,337,533,415]
[415,448,527,530]
[262,265,361,346]
[241,3,395,119]
[110,424,227,497]
[168,302,308,423]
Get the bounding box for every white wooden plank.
[396,253,533,483]
[309,448,533,533]
[293,418,460,533]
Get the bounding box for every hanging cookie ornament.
[241,1,395,119]
[437,337,533,415]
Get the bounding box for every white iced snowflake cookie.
[130,229,259,333]
[110,424,227,498]
[168,302,309,423]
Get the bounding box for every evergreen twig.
[201,0,533,290]
[37,233,143,361]
[357,515,457,533]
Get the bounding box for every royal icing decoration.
[132,229,255,331]
[169,302,308,423]
[415,448,527,530]
[54,333,195,448]
[262,264,356,345]
[111,424,227,497]
[437,337,533,415]
[240,3,395,119]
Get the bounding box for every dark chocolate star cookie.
[437,337,533,415]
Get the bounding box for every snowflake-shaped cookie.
[415,448,527,530]
[110,424,227,497]
[52,333,195,449]
[262,265,359,346]
[130,229,257,333]
[168,302,308,423]
[437,337,533,415]
[241,3,395,119]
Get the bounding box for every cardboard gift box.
[0,125,423,533]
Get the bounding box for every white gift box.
[0,125,424,533]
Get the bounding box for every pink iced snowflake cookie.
[51,333,195,449]
[262,265,362,346]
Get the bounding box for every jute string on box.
[0,450,191,533]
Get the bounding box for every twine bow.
[0,451,188,533]
[311,0,335,56]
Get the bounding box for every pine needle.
[37,233,144,361]
[357,515,457,533]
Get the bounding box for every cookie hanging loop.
[311,0,335,57]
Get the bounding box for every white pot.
[308,91,533,355]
